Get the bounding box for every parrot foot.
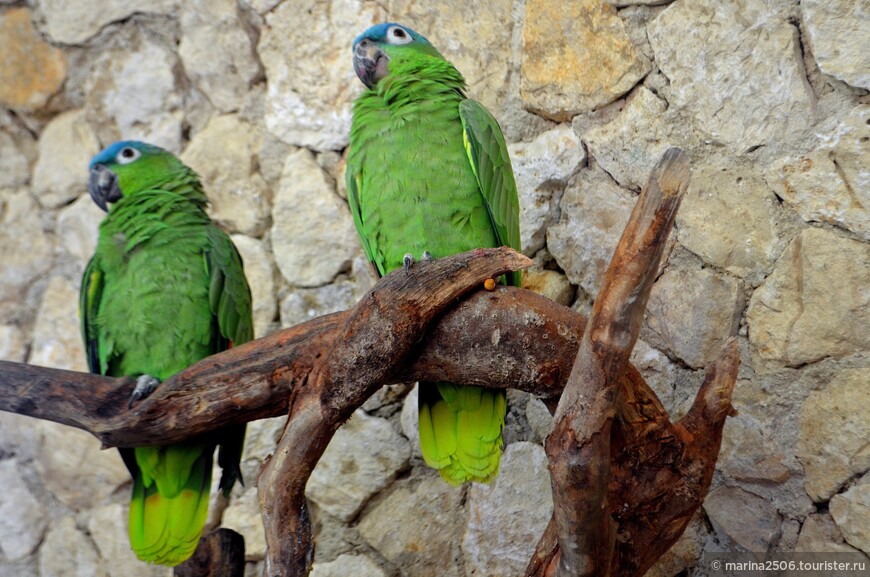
[403,253,415,274]
[129,374,161,408]
[403,252,434,274]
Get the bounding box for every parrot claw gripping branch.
[0,22,741,577]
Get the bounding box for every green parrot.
[346,23,521,484]
[80,141,253,565]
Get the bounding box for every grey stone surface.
[39,516,108,577]
[231,234,276,338]
[359,475,464,577]
[310,554,386,577]
[56,194,104,270]
[223,486,267,560]
[801,0,870,90]
[509,125,584,254]
[178,0,260,113]
[768,104,870,240]
[646,266,742,369]
[547,164,636,296]
[830,477,870,555]
[306,410,411,522]
[648,0,815,151]
[271,149,361,287]
[0,460,46,561]
[747,227,870,367]
[40,0,177,44]
[87,504,172,577]
[182,115,272,237]
[797,368,870,501]
[704,486,782,552]
[463,442,553,576]
[28,277,88,372]
[32,110,100,209]
[796,513,864,554]
[0,324,26,363]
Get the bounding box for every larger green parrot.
[346,23,521,484]
[80,141,253,565]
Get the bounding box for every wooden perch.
[0,149,739,577]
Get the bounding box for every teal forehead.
[89,140,162,167]
[352,22,429,48]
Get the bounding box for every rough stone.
[629,339,680,414]
[646,266,742,369]
[648,0,815,151]
[521,268,575,306]
[463,442,553,576]
[32,109,101,209]
[767,104,870,240]
[830,479,870,555]
[28,277,88,372]
[0,190,54,322]
[222,486,266,560]
[521,0,650,120]
[582,86,676,191]
[645,513,708,577]
[230,234,276,338]
[0,130,32,189]
[678,161,782,282]
[306,410,411,522]
[35,421,129,511]
[310,554,386,577]
[0,8,67,111]
[508,124,584,254]
[704,486,782,552]
[258,0,383,150]
[796,513,864,554]
[359,476,464,577]
[547,165,636,296]
[797,368,870,501]
[524,396,553,445]
[57,194,104,269]
[0,460,46,561]
[280,281,356,329]
[400,383,421,457]
[87,504,172,577]
[0,411,42,463]
[747,227,870,367]
[182,115,271,236]
[39,516,108,577]
[178,0,260,113]
[0,324,26,363]
[86,35,184,151]
[801,0,870,90]
[40,0,177,45]
[271,149,361,287]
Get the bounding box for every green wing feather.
[346,169,385,276]
[79,257,104,374]
[459,99,522,287]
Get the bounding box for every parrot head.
[88,141,183,211]
[352,23,444,88]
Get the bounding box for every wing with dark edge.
[459,98,522,287]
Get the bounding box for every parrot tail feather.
[418,382,506,485]
[128,446,213,566]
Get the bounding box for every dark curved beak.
[353,39,388,89]
[88,164,123,212]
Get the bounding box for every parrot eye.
[386,26,412,45]
[116,147,141,165]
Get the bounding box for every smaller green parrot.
[347,24,521,484]
[80,141,253,566]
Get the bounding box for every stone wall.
[0,0,868,576]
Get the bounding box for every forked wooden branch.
[0,151,739,577]
[526,149,738,577]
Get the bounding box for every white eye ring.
[386,26,412,45]
[116,147,141,165]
